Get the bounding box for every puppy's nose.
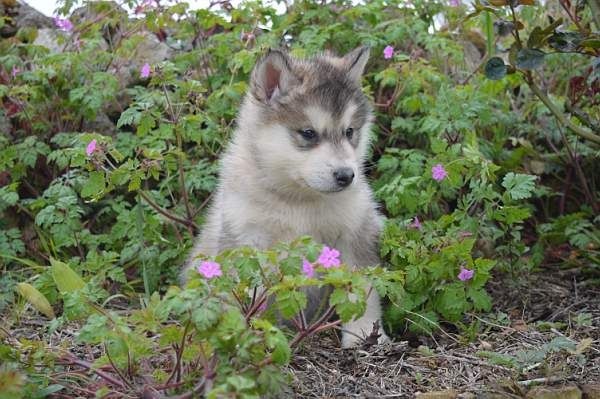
[333,167,355,187]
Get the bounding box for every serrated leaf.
[516,49,545,70]
[191,297,221,330]
[493,206,532,224]
[502,172,537,200]
[467,287,492,311]
[484,57,507,80]
[329,288,364,323]
[252,319,290,365]
[574,338,593,355]
[477,350,517,368]
[50,258,85,293]
[81,171,105,198]
[16,283,55,319]
[276,290,306,319]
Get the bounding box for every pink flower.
[383,45,394,60]
[458,267,474,281]
[135,0,155,13]
[240,31,255,41]
[410,216,422,230]
[302,258,315,278]
[317,246,341,268]
[432,163,448,181]
[197,261,222,279]
[53,17,73,32]
[86,139,97,156]
[11,66,20,78]
[449,0,460,6]
[140,63,151,79]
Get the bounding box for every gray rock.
[82,112,117,136]
[32,28,65,53]
[1,0,54,37]
[111,31,173,88]
[70,1,128,45]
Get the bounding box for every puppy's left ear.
[343,46,370,83]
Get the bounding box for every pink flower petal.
[140,63,151,79]
[197,261,222,279]
[458,267,474,281]
[383,45,394,60]
[302,258,315,278]
[410,216,422,230]
[53,17,73,32]
[317,246,341,268]
[432,163,448,181]
[86,139,97,156]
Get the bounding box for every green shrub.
[1,0,598,396]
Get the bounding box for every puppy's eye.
[345,127,354,140]
[299,129,317,141]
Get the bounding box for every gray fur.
[183,47,389,347]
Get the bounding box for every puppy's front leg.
[341,285,389,348]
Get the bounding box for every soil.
[287,269,600,398]
[5,268,599,398]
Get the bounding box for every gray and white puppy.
[183,46,389,347]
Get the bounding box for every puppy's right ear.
[250,50,300,103]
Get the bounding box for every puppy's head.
[244,47,373,196]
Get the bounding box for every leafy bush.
[1,0,598,396]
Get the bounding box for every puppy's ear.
[250,49,300,103]
[343,46,370,83]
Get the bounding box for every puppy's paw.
[341,320,390,348]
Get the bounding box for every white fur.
[185,51,389,348]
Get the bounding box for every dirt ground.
[287,269,600,398]
[5,268,599,398]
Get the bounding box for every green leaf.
[254,319,290,365]
[226,375,256,392]
[477,350,517,368]
[548,31,583,52]
[81,171,106,198]
[191,296,221,330]
[435,285,467,321]
[501,172,536,200]
[484,57,507,80]
[329,288,364,323]
[78,314,110,343]
[50,258,85,293]
[16,283,55,319]
[580,35,600,49]
[467,287,492,311]
[515,49,545,70]
[275,290,306,319]
[493,206,532,225]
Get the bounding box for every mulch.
[4,268,599,398]
[286,269,600,398]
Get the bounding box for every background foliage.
[0,0,598,397]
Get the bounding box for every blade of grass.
[136,194,150,299]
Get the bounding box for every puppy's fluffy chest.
[221,185,367,248]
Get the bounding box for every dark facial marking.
[345,127,354,140]
[289,128,320,150]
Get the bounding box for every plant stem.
[589,0,600,29]
[525,74,600,145]
[162,84,195,226]
[136,194,150,299]
[139,190,198,232]
[483,11,494,56]
[60,355,126,389]
[557,126,599,214]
